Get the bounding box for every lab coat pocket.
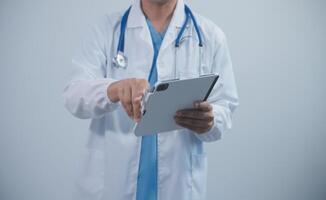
[75,149,105,200]
[191,153,207,200]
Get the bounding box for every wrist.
[107,81,120,103]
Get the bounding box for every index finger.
[193,101,212,112]
[131,86,145,122]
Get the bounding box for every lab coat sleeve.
[192,34,239,142]
[63,17,119,119]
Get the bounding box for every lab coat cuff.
[102,79,120,111]
[192,121,222,142]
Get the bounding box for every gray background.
[0,0,325,199]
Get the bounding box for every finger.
[132,85,146,99]
[122,87,133,118]
[174,116,209,129]
[176,108,200,114]
[131,85,143,122]
[176,110,214,122]
[133,79,148,121]
[132,99,142,122]
[118,88,129,116]
[176,102,211,113]
[175,119,210,133]
[193,101,212,112]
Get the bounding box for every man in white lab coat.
[63,0,239,199]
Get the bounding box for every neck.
[141,0,177,32]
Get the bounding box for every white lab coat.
[63,0,239,199]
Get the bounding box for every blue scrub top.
[136,18,168,200]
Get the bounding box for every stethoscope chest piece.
[112,51,128,69]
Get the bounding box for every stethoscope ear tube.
[185,5,203,47]
[175,9,190,47]
[118,6,132,53]
[175,5,203,48]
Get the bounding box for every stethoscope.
[112,4,204,78]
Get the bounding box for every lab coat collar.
[127,0,186,29]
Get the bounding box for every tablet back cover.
[133,74,219,136]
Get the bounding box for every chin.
[148,0,173,4]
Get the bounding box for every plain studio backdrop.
[0,0,325,200]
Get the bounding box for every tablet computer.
[132,73,219,136]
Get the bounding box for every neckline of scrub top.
[145,17,169,40]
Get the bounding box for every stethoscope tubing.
[113,4,204,75]
[116,4,202,54]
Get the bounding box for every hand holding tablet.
[133,74,219,136]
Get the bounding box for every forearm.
[63,78,119,119]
